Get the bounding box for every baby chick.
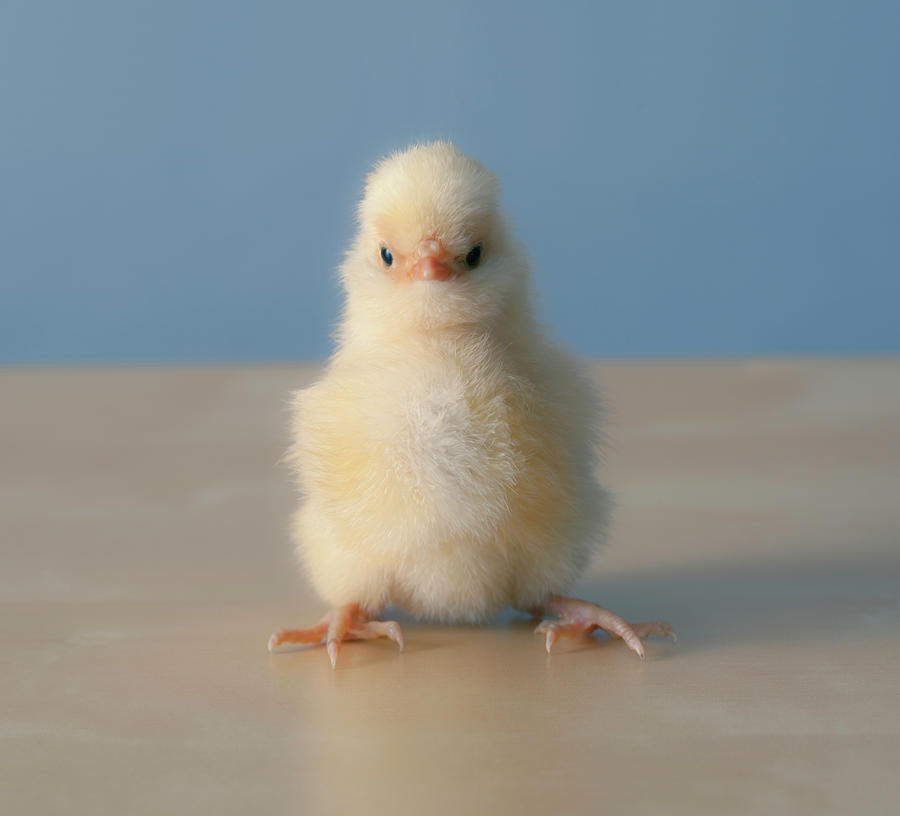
[269,142,673,667]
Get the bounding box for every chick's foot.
[267,603,404,668]
[530,595,674,659]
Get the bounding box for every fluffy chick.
[269,142,672,666]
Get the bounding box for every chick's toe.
[268,603,404,668]
[530,595,676,659]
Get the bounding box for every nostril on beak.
[417,239,442,258]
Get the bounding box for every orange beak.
[409,239,455,282]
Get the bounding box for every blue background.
[2,1,898,364]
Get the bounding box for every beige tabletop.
[2,359,899,815]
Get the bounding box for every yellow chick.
[269,142,673,667]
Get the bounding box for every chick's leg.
[267,603,404,668]
[529,595,674,659]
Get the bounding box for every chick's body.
[270,143,671,664]
[291,322,606,623]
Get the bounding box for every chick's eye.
[380,246,393,267]
[465,244,482,268]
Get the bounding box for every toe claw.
[387,622,404,652]
[625,634,644,660]
[624,632,645,660]
[355,620,405,652]
[534,620,556,652]
[267,631,282,652]
[544,625,560,653]
[327,639,340,669]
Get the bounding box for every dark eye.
[465,244,482,268]
[380,246,393,267]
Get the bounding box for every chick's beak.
[409,239,455,282]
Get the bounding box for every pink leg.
[529,595,675,659]
[268,603,404,668]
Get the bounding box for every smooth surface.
[2,360,899,814]
[4,2,900,363]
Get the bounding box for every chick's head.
[340,142,527,334]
